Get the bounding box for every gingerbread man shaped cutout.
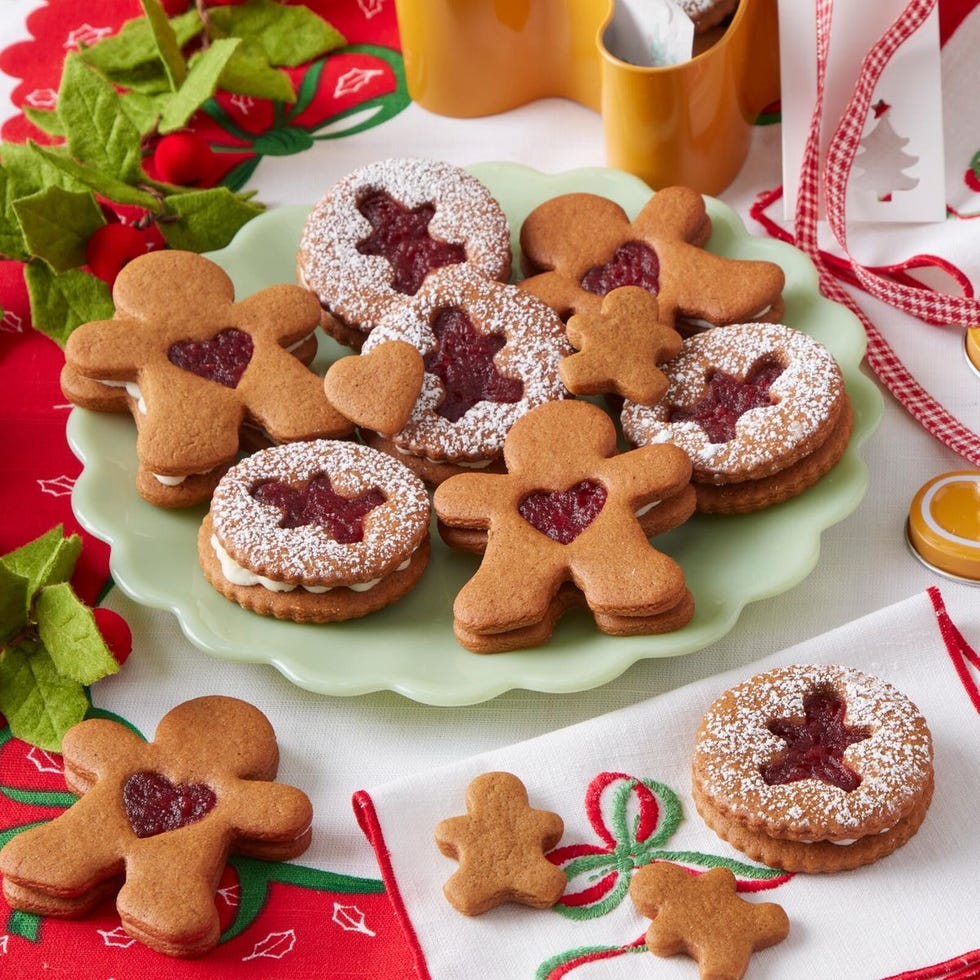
[518,185,785,329]
[0,696,313,958]
[435,771,566,915]
[561,286,683,405]
[630,863,790,980]
[433,399,695,652]
[61,250,353,507]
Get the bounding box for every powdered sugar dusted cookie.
[621,322,852,513]
[359,263,572,485]
[199,440,431,622]
[297,157,512,349]
[692,664,934,872]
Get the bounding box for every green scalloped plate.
[68,163,883,704]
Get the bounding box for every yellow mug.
[394,0,780,196]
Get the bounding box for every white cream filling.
[211,535,411,593]
[681,305,773,332]
[100,378,147,415]
[393,444,493,469]
[634,500,661,518]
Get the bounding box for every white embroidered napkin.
[354,588,980,980]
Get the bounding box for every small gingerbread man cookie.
[561,286,682,405]
[0,696,313,958]
[433,399,695,652]
[61,250,353,508]
[630,862,790,980]
[435,772,566,915]
[518,185,785,330]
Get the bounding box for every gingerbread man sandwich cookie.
[0,696,312,958]
[61,250,352,508]
[518,184,785,330]
[433,399,695,652]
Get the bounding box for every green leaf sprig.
[0,527,121,752]
[0,0,345,345]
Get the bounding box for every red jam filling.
[423,307,524,422]
[581,241,660,296]
[761,692,870,791]
[518,480,608,544]
[167,327,253,388]
[122,771,216,839]
[669,359,784,443]
[356,189,467,295]
[251,472,386,544]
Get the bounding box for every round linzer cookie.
[297,157,512,350]
[620,322,852,513]
[199,440,431,622]
[353,263,572,486]
[691,664,934,873]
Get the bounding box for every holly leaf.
[118,90,165,135]
[1,525,82,599]
[78,7,203,96]
[141,0,187,91]
[0,141,85,201]
[0,167,30,261]
[58,54,145,185]
[13,186,106,273]
[35,583,120,686]
[218,42,296,103]
[209,0,346,67]
[0,564,29,646]
[161,186,263,251]
[22,107,66,138]
[0,639,90,752]
[24,263,114,348]
[26,142,161,211]
[159,37,241,133]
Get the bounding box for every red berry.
[153,131,214,187]
[160,0,190,12]
[0,260,30,332]
[92,607,133,666]
[85,223,148,286]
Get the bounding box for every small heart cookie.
[324,340,424,436]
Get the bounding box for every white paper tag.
[604,0,696,67]
[779,0,945,223]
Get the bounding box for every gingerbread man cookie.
[518,185,784,330]
[561,286,682,405]
[433,399,695,652]
[630,863,790,980]
[435,772,566,915]
[0,696,313,958]
[61,250,353,508]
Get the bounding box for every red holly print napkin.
[354,588,980,980]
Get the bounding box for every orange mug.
[393,0,780,196]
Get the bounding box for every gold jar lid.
[966,328,980,379]
[907,470,980,583]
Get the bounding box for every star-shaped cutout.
[435,772,566,915]
[630,863,790,980]
[356,189,466,294]
[251,473,386,543]
[561,286,682,404]
[761,692,870,791]
[669,358,784,443]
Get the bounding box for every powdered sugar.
[362,264,572,461]
[297,158,512,337]
[210,440,430,586]
[621,322,845,482]
[692,664,933,840]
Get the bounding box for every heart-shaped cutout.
[581,241,660,297]
[168,327,253,388]
[324,340,424,435]
[123,771,217,838]
[518,480,607,544]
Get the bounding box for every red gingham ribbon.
[793,0,980,466]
